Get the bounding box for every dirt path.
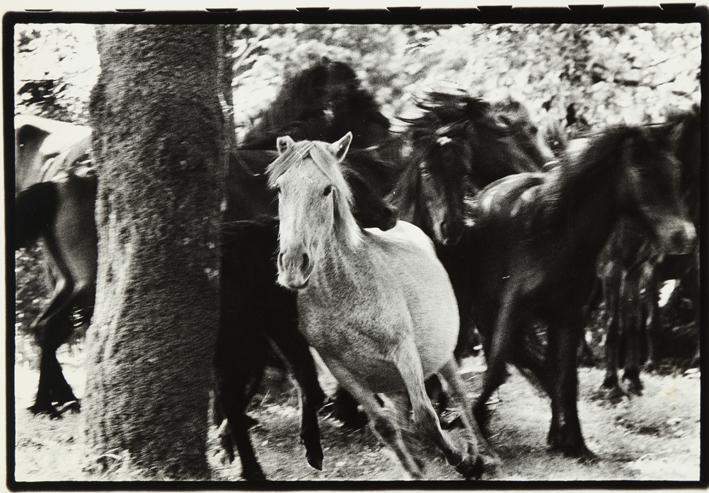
[13,349,700,481]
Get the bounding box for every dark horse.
[390,91,554,357]
[14,115,95,416]
[466,123,695,458]
[14,114,92,191]
[596,220,660,398]
[596,107,701,398]
[15,170,97,416]
[239,58,395,160]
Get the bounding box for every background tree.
[83,25,223,478]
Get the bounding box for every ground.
[13,345,700,482]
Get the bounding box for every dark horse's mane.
[343,148,401,196]
[236,59,401,198]
[535,124,671,230]
[390,91,510,209]
[239,59,392,151]
[401,91,507,147]
[658,105,700,215]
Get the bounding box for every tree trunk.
[85,25,223,479]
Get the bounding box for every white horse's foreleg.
[438,358,500,467]
[323,358,423,479]
[394,339,484,479]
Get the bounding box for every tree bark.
[85,25,223,479]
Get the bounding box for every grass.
[12,345,700,482]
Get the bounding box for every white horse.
[267,133,497,479]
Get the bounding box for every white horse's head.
[268,133,360,290]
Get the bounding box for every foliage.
[15,23,699,138]
[228,23,700,139]
[14,24,99,122]
[15,247,87,365]
[15,248,50,367]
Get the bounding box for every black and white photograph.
[7,11,705,485]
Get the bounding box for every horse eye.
[323,185,332,196]
[530,126,538,135]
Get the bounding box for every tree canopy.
[15,22,700,137]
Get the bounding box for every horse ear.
[277,136,295,155]
[329,132,353,162]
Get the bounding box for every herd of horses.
[14,59,700,479]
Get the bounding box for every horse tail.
[14,181,59,250]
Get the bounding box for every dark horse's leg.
[31,177,97,416]
[621,269,644,395]
[600,272,625,401]
[642,266,661,371]
[473,288,523,431]
[268,329,326,471]
[546,312,595,459]
[330,387,368,428]
[29,263,83,416]
[214,325,268,481]
[57,283,94,411]
[29,272,70,416]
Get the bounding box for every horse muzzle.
[359,204,398,231]
[379,205,399,231]
[277,249,314,290]
[439,218,464,246]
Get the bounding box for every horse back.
[472,172,548,228]
[365,220,437,259]
[15,116,92,191]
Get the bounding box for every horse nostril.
[442,219,462,241]
[301,253,310,272]
[278,252,285,271]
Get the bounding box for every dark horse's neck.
[387,162,435,238]
[544,130,637,271]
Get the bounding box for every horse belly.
[301,311,422,394]
[355,358,408,394]
[415,308,459,378]
[405,266,460,377]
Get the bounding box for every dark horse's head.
[576,125,696,255]
[394,92,553,245]
[240,58,392,155]
[538,114,569,161]
[621,126,697,254]
[491,98,557,169]
[652,105,700,223]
